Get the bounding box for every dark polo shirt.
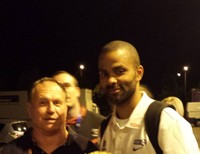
[0,127,98,154]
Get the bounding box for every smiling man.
[28,78,68,138]
[98,40,200,154]
[1,77,97,154]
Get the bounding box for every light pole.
[79,64,85,77]
[183,66,189,101]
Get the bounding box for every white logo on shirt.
[133,139,147,151]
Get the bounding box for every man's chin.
[108,95,128,106]
[108,97,121,105]
[66,102,73,107]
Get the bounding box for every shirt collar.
[112,91,155,129]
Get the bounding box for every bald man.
[98,40,200,154]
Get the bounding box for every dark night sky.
[1,0,200,98]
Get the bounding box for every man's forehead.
[55,73,74,83]
[32,82,65,97]
[99,54,131,70]
[35,82,62,91]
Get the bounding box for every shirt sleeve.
[159,107,200,154]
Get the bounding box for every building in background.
[79,89,100,113]
[0,91,29,120]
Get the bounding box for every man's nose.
[47,102,55,113]
[107,76,117,84]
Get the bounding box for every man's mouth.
[108,88,120,94]
[66,98,71,102]
[45,118,57,122]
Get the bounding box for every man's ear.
[76,87,81,97]
[136,65,144,81]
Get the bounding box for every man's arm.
[159,108,200,154]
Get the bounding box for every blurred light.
[17,127,22,131]
[80,64,85,70]
[177,73,181,77]
[183,66,189,71]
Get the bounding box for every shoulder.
[0,132,31,154]
[86,110,105,120]
[1,128,33,153]
[161,107,188,123]
[68,132,98,152]
[159,107,200,153]
[0,144,26,154]
[159,106,193,134]
[148,101,191,128]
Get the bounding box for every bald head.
[98,40,144,109]
[52,71,79,87]
[99,40,141,68]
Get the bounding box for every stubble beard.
[106,85,135,106]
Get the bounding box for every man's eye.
[39,101,46,105]
[62,83,71,88]
[99,72,108,78]
[53,101,60,105]
[116,68,125,75]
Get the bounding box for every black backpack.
[100,101,174,154]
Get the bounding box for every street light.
[183,66,189,101]
[79,64,85,77]
[177,73,181,77]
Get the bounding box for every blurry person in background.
[92,84,113,117]
[140,84,154,98]
[162,96,184,117]
[0,77,97,154]
[52,71,105,144]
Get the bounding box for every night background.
[1,0,200,102]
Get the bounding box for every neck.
[116,88,142,119]
[32,128,68,153]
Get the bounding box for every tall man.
[1,77,97,154]
[53,71,105,144]
[98,40,200,153]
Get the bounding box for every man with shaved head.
[98,40,199,154]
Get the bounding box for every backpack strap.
[100,114,112,139]
[100,101,174,154]
[145,101,171,154]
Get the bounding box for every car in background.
[186,102,200,127]
[0,119,29,147]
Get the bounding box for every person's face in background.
[98,49,143,106]
[53,73,80,107]
[28,81,67,135]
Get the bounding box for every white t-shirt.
[99,92,200,154]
